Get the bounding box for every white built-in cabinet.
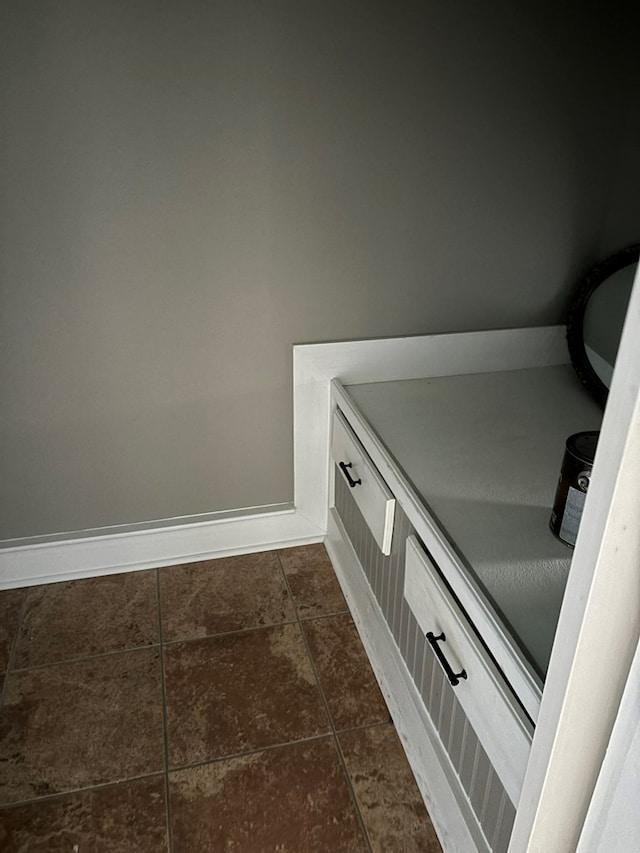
[293,273,640,852]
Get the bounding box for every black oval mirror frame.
[567,244,639,408]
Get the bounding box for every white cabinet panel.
[404,535,533,805]
[332,409,395,555]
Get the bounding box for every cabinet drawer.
[332,408,395,555]
[404,535,532,804]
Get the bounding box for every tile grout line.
[162,618,299,648]
[0,575,174,816]
[0,588,31,708]
[8,640,163,675]
[332,733,377,853]
[275,549,375,853]
[168,731,335,775]
[0,771,165,811]
[155,568,174,853]
[159,609,351,648]
[3,603,355,682]
[148,720,397,777]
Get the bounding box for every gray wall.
[599,10,640,256]
[0,1,632,539]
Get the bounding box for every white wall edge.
[0,507,324,589]
[293,325,567,534]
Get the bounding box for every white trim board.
[0,507,323,589]
[0,502,294,548]
[293,325,567,535]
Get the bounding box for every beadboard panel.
[335,469,516,852]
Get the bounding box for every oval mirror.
[567,244,639,407]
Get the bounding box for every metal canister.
[549,431,599,548]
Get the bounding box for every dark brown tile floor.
[0,543,442,852]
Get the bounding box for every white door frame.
[509,271,640,851]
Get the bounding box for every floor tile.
[13,571,158,669]
[339,724,442,853]
[159,552,295,642]
[0,588,25,675]
[0,775,168,852]
[164,624,330,768]
[303,614,389,731]
[0,649,164,804]
[278,544,348,618]
[169,738,367,853]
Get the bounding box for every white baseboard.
[325,509,488,853]
[0,506,323,589]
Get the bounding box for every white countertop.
[345,365,603,677]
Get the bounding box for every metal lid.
[566,430,600,464]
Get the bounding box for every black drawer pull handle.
[426,631,467,687]
[339,460,362,488]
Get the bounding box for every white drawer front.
[404,535,532,805]
[332,409,395,555]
